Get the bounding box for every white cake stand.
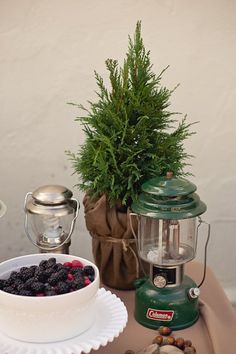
[0,288,128,354]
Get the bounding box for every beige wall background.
[0,0,236,303]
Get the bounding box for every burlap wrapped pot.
[83,194,141,290]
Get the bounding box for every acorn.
[184,347,196,354]
[162,337,170,345]
[184,340,192,347]
[152,335,163,345]
[175,337,185,349]
[166,336,175,345]
[158,326,172,336]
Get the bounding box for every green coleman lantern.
[131,172,210,330]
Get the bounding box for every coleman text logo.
[146,308,174,321]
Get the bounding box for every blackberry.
[17,283,25,292]
[53,263,64,272]
[44,283,53,291]
[72,278,84,290]
[83,266,95,277]
[12,278,24,290]
[62,264,71,271]
[30,265,37,273]
[58,269,68,281]
[71,268,83,277]
[88,275,95,282]
[34,267,43,277]
[56,281,70,294]
[36,271,48,283]
[48,273,61,286]
[65,278,74,289]
[49,269,67,284]
[46,258,56,268]
[39,260,48,269]
[44,267,54,278]
[3,286,15,294]
[9,271,20,282]
[20,266,28,273]
[45,290,57,296]
[24,277,36,290]
[18,289,33,296]
[4,278,13,287]
[20,268,35,282]
[31,281,45,293]
[0,279,5,290]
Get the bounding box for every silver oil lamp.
[131,172,210,330]
[24,185,79,254]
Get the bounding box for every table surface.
[89,262,236,354]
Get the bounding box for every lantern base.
[37,240,71,254]
[134,274,199,330]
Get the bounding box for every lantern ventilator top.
[26,185,76,214]
[132,172,207,220]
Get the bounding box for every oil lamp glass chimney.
[131,173,209,330]
[24,185,79,254]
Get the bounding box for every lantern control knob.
[153,274,167,288]
[188,287,200,299]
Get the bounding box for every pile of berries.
[0,258,95,297]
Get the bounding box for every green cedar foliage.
[67,21,195,207]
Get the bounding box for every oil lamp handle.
[24,192,38,248]
[196,217,211,288]
[24,193,80,251]
[0,199,7,218]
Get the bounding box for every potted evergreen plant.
[67,22,194,289]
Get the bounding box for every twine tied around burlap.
[83,193,142,289]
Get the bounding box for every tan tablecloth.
[89,262,236,354]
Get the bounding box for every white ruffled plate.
[0,288,128,354]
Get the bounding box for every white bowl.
[0,253,99,343]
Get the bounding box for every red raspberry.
[84,276,91,286]
[71,260,83,268]
[67,273,74,281]
[63,262,72,267]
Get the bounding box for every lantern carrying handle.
[196,216,211,288]
[129,212,139,242]
[24,192,80,251]
[129,211,148,277]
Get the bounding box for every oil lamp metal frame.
[131,173,210,330]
